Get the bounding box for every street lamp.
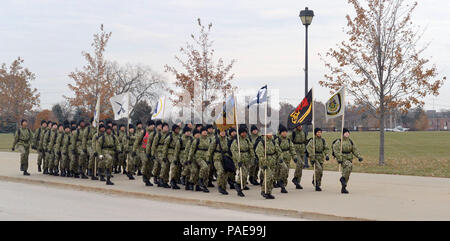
[299,7,314,169]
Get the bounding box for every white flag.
[152,96,166,120]
[110,93,130,120]
[247,85,268,108]
[93,95,100,128]
[325,86,345,121]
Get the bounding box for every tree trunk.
[379,108,385,166]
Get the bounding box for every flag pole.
[312,87,316,187]
[233,93,243,190]
[264,88,268,195]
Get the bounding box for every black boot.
[171,180,180,190]
[266,193,275,199]
[279,181,288,193]
[80,170,88,179]
[43,168,48,174]
[160,179,170,188]
[20,164,24,172]
[253,177,260,186]
[154,177,159,186]
[292,177,303,189]
[54,168,59,176]
[315,185,322,192]
[137,170,143,176]
[126,172,135,180]
[207,180,215,188]
[185,182,193,191]
[61,169,66,177]
[106,169,114,185]
[49,168,54,175]
[143,176,153,186]
[122,168,127,174]
[234,183,245,197]
[67,170,73,177]
[194,185,203,192]
[23,171,30,176]
[199,179,209,193]
[38,165,42,172]
[228,178,235,189]
[91,173,99,180]
[218,186,228,195]
[340,177,348,194]
[117,166,122,174]
[243,185,250,190]
[180,176,186,186]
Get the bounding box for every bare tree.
[165,18,235,123]
[107,61,166,116]
[320,0,446,165]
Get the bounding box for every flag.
[110,93,130,120]
[287,89,312,129]
[93,95,100,128]
[247,85,267,108]
[215,95,236,131]
[325,86,345,121]
[152,96,166,120]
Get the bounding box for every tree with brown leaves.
[320,0,446,165]
[65,24,114,120]
[0,57,40,124]
[165,18,235,123]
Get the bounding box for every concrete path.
[0,181,305,221]
[1,152,449,220]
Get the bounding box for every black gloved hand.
[163,158,169,163]
[238,162,243,168]
[32,145,37,150]
[293,158,298,163]
[11,147,15,151]
[358,157,363,162]
[94,152,98,157]
[185,161,191,166]
[255,157,259,165]
[279,159,283,164]
[146,154,151,160]
[83,149,87,154]
[57,151,61,156]
[132,151,137,157]
[262,165,268,170]
[325,156,330,161]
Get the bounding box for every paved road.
[1,152,449,220]
[0,181,305,221]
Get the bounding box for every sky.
[1,0,449,111]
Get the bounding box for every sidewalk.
[1,152,449,220]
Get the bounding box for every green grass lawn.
[2,131,449,178]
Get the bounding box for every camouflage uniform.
[118,130,127,172]
[248,133,261,183]
[163,132,181,184]
[12,127,33,172]
[306,137,330,188]
[69,130,79,176]
[133,126,145,173]
[289,129,307,184]
[178,135,193,184]
[277,135,297,186]
[61,130,72,175]
[33,126,46,170]
[207,134,233,191]
[47,128,58,173]
[187,135,210,186]
[144,127,157,178]
[72,127,88,175]
[53,129,65,174]
[126,131,136,174]
[96,132,121,184]
[230,136,255,186]
[41,128,52,172]
[332,137,362,184]
[152,130,169,185]
[86,126,96,173]
[256,137,281,195]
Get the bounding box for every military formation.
[12,118,364,199]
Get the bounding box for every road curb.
[0,175,372,221]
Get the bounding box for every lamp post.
[299,7,314,169]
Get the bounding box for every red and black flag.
[287,89,312,129]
